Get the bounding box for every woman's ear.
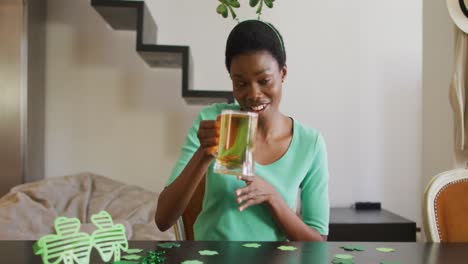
[281,64,288,82]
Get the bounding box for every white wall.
[45,0,203,190]
[45,0,436,225]
[422,0,455,186]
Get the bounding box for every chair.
[423,169,468,242]
[174,176,206,240]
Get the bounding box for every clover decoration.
[33,217,92,264]
[33,211,129,264]
[216,0,276,20]
[216,0,240,20]
[90,211,128,263]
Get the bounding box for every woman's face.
[229,50,287,122]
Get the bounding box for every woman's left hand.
[235,175,280,211]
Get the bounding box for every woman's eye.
[259,79,270,85]
[236,81,247,88]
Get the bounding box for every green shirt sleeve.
[165,112,203,187]
[165,103,234,187]
[300,133,330,235]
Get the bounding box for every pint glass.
[213,110,258,176]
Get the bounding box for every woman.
[155,20,329,241]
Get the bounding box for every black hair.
[225,20,286,72]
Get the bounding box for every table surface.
[4,240,468,264]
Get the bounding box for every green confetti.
[157,242,181,249]
[277,245,297,251]
[340,246,355,251]
[121,254,141,260]
[242,243,261,248]
[376,247,395,253]
[139,250,166,264]
[353,246,365,251]
[198,250,219,256]
[181,260,204,264]
[123,248,144,254]
[340,245,365,251]
[113,261,139,264]
[334,254,354,260]
[332,259,354,264]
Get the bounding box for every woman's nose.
[246,84,262,99]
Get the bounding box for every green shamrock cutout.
[181,261,204,264]
[376,247,395,253]
[33,217,92,264]
[91,211,128,262]
[123,248,144,254]
[242,243,261,248]
[332,259,354,264]
[340,245,365,252]
[277,245,297,251]
[121,254,142,260]
[157,242,181,249]
[199,250,219,256]
[334,254,354,260]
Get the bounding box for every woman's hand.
[235,175,281,211]
[197,116,220,157]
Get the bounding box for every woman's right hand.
[197,116,220,157]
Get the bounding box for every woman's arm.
[235,176,325,241]
[155,119,219,231]
[268,193,325,241]
[155,148,213,231]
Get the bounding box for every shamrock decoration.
[216,0,276,20]
[216,0,241,19]
[91,211,128,262]
[249,0,276,17]
[33,217,92,264]
[33,211,136,264]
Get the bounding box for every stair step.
[91,0,233,105]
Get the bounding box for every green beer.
[214,110,258,176]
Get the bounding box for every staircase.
[91,0,234,105]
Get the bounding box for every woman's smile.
[245,103,270,114]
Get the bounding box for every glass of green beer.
[213,110,258,176]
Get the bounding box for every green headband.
[216,1,284,53]
[239,19,285,54]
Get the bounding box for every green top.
[166,103,329,241]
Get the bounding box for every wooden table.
[4,241,468,264]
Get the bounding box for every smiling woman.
[155,20,330,242]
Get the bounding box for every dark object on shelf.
[355,202,381,210]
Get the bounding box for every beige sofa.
[0,172,175,240]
